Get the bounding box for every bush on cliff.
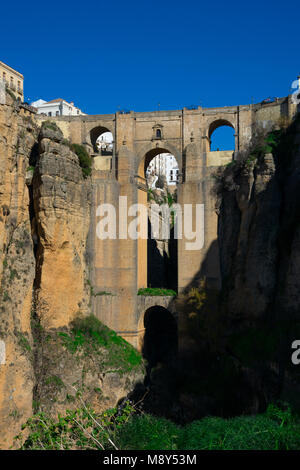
[70,143,92,178]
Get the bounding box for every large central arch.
[137,145,180,290]
[136,141,182,177]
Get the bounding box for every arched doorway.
[142,306,178,370]
[137,147,179,291]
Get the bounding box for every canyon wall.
[0,98,143,448]
[0,98,36,449]
[217,116,300,410]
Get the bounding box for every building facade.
[31,98,85,116]
[0,61,24,101]
[146,153,179,186]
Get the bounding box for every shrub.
[15,403,300,450]
[70,143,92,178]
[115,414,179,450]
[15,402,135,450]
[41,120,59,132]
[138,287,177,296]
[178,404,300,450]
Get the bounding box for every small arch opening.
[90,126,113,154]
[209,119,235,151]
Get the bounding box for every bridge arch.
[84,123,115,153]
[137,144,180,290]
[89,126,113,153]
[136,141,182,178]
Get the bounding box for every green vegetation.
[58,315,142,373]
[70,143,92,178]
[41,120,59,132]
[9,268,18,281]
[15,403,300,450]
[17,332,32,353]
[45,375,65,390]
[27,165,35,172]
[138,287,177,296]
[212,115,300,201]
[15,401,135,450]
[2,291,10,302]
[86,279,113,297]
[148,187,177,207]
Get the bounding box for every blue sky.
[1,0,299,148]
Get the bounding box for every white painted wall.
[30,99,85,116]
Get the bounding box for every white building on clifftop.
[30,98,85,116]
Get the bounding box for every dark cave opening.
[142,306,178,376]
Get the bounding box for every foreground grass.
[15,403,300,450]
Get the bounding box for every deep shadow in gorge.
[147,220,178,292]
[124,238,291,424]
[142,306,178,386]
[123,117,300,424]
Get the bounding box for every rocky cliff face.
[217,116,300,411]
[0,98,37,448]
[0,99,143,449]
[33,122,91,329]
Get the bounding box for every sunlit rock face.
[0,98,37,449]
[33,122,92,330]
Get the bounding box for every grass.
[116,404,300,450]
[58,314,142,373]
[15,403,300,450]
[138,287,177,296]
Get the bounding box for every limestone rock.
[33,125,92,329]
[0,103,37,449]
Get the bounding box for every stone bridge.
[36,95,297,348]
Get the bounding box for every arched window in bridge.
[210,122,235,151]
[156,129,161,139]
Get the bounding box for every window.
[48,112,52,116]
[2,72,6,81]
[156,129,161,139]
[56,111,59,116]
